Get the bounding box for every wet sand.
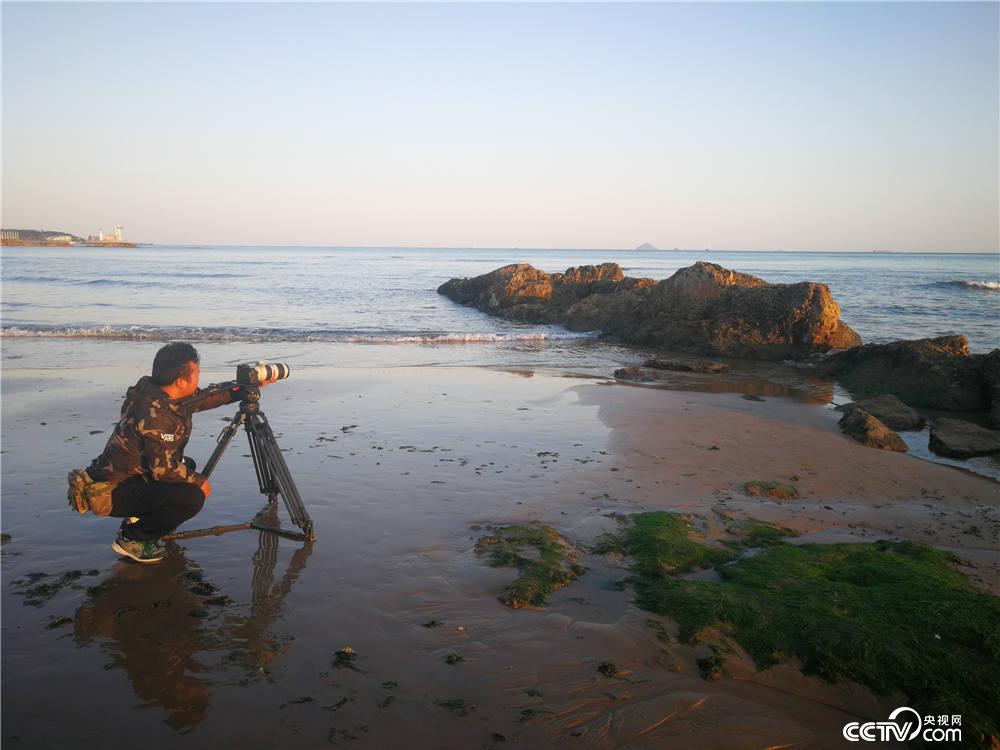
[2,363,998,749]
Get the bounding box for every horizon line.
[140,243,1000,255]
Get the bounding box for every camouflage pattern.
[88,376,238,486]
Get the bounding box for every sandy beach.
[3,353,997,749]
[5,0,999,743]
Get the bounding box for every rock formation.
[836,394,925,432]
[436,263,652,326]
[838,408,908,452]
[819,336,997,414]
[439,261,860,361]
[929,418,1000,459]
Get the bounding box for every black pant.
[110,476,205,542]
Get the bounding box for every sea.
[1,245,998,371]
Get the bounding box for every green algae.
[475,524,584,608]
[616,512,731,575]
[612,512,1000,747]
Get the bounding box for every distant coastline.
[1,227,138,248]
[1,238,139,248]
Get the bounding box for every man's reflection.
[73,506,312,732]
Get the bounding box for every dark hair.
[151,342,200,386]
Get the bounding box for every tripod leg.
[202,411,246,479]
[245,418,278,502]
[246,412,315,541]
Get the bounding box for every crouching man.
[87,342,242,563]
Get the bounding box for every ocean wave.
[4,273,239,287]
[169,272,246,279]
[0,323,597,345]
[4,275,66,283]
[932,280,1000,291]
[77,279,165,288]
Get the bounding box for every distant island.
[635,242,659,251]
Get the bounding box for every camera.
[237,361,291,386]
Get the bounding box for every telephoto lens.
[237,361,291,385]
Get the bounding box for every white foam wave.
[0,324,597,345]
[934,279,1000,291]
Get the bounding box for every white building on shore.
[89,225,124,242]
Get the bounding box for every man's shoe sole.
[111,540,164,564]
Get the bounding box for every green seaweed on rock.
[612,512,1000,748]
[475,524,584,608]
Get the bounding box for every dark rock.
[821,336,989,412]
[838,394,925,431]
[929,418,1000,459]
[741,394,765,402]
[596,661,619,678]
[440,261,860,360]
[982,350,1000,429]
[333,647,361,671]
[642,358,729,373]
[838,408,908,452]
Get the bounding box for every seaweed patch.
[475,524,585,608]
[606,511,1000,747]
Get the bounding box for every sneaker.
[112,534,165,564]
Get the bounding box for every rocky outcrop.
[838,407,908,452]
[439,261,861,361]
[837,395,925,431]
[820,336,997,414]
[929,418,1000,459]
[436,263,653,326]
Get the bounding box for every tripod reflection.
[73,505,313,732]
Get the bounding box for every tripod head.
[237,385,261,413]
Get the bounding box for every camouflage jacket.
[88,376,238,486]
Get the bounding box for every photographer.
[86,342,271,563]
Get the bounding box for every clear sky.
[2,2,997,251]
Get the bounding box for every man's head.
[152,342,200,399]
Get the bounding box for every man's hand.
[260,377,279,387]
[201,478,212,499]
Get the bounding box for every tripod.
[163,386,315,543]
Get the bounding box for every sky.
[2,2,998,251]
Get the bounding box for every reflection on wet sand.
[612,368,835,404]
[72,505,312,732]
[229,504,313,676]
